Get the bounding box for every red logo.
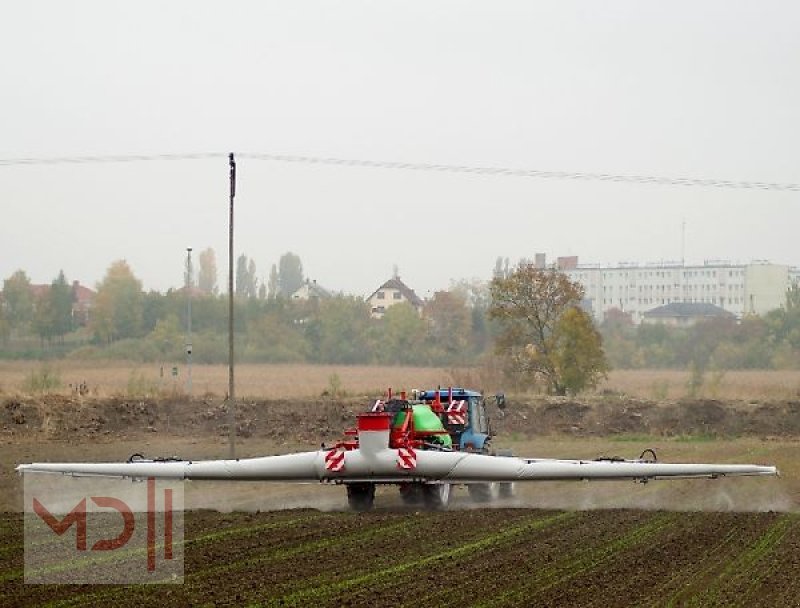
[32,477,174,572]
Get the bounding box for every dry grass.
[602,369,800,401]
[0,361,455,399]
[1,361,800,400]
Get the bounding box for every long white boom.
[16,448,777,483]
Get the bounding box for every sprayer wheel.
[346,483,376,512]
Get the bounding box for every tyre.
[498,482,516,498]
[399,483,424,505]
[496,449,516,498]
[468,482,498,503]
[346,483,376,512]
[423,483,451,510]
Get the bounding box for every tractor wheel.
[423,483,451,510]
[346,483,376,512]
[399,483,424,505]
[468,482,498,503]
[498,482,516,499]
[496,448,516,499]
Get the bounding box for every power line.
[0,152,222,166]
[0,151,797,192]
[241,153,800,192]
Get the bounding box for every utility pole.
[186,247,193,395]
[228,153,236,459]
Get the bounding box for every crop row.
[3,509,800,608]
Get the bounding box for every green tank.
[392,404,452,448]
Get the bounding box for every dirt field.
[3,508,800,607]
[3,391,799,606]
[3,393,800,512]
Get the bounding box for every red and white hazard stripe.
[396,446,417,470]
[325,449,346,472]
[446,400,466,425]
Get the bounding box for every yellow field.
[601,369,800,401]
[1,361,799,400]
[0,361,454,399]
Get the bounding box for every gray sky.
[1,1,798,299]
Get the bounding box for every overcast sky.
[1,1,797,299]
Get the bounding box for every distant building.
[71,281,95,326]
[642,302,735,327]
[291,279,332,301]
[366,276,423,319]
[536,253,796,324]
[24,280,95,326]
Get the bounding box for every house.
[19,280,95,327]
[291,279,332,301]
[366,276,424,319]
[641,302,735,327]
[71,281,95,326]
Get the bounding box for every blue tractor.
[412,387,512,502]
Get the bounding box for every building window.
[377,292,385,300]
[393,292,401,300]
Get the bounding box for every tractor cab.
[418,388,493,452]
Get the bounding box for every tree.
[277,252,304,297]
[91,260,144,343]
[489,264,608,395]
[314,296,373,363]
[2,270,33,336]
[147,314,182,358]
[424,290,471,360]
[33,270,73,343]
[0,305,9,344]
[550,307,609,394]
[51,270,74,339]
[450,278,492,354]
[197,248,217,295]
[235,254,257,298]
[377,302,428,365]
[268,264,279,299]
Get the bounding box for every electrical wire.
[0,151,796,192]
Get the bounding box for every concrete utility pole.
[228,153,237,459]
[186,247,193,395]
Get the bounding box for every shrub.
[22,365,62,393]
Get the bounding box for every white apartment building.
[554,257,795,324]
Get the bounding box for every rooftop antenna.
[681,218,686,267]
[679,218,687,302]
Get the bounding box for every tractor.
[339,387,513,510]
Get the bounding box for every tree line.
[0,255,493,366]
[600,286,800,371]
[3,255,800,395]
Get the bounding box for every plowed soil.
[3,509,800,607]
[3,394,799,606]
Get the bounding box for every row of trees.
[193,248,305,300]
[601,291,800,370]
[0,270,74,344]
[6,254,800,395]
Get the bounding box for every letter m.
[33,497,87,551]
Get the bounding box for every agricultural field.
[2,378,800,606]
[2,361,800,400]
[3,508,800,607]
